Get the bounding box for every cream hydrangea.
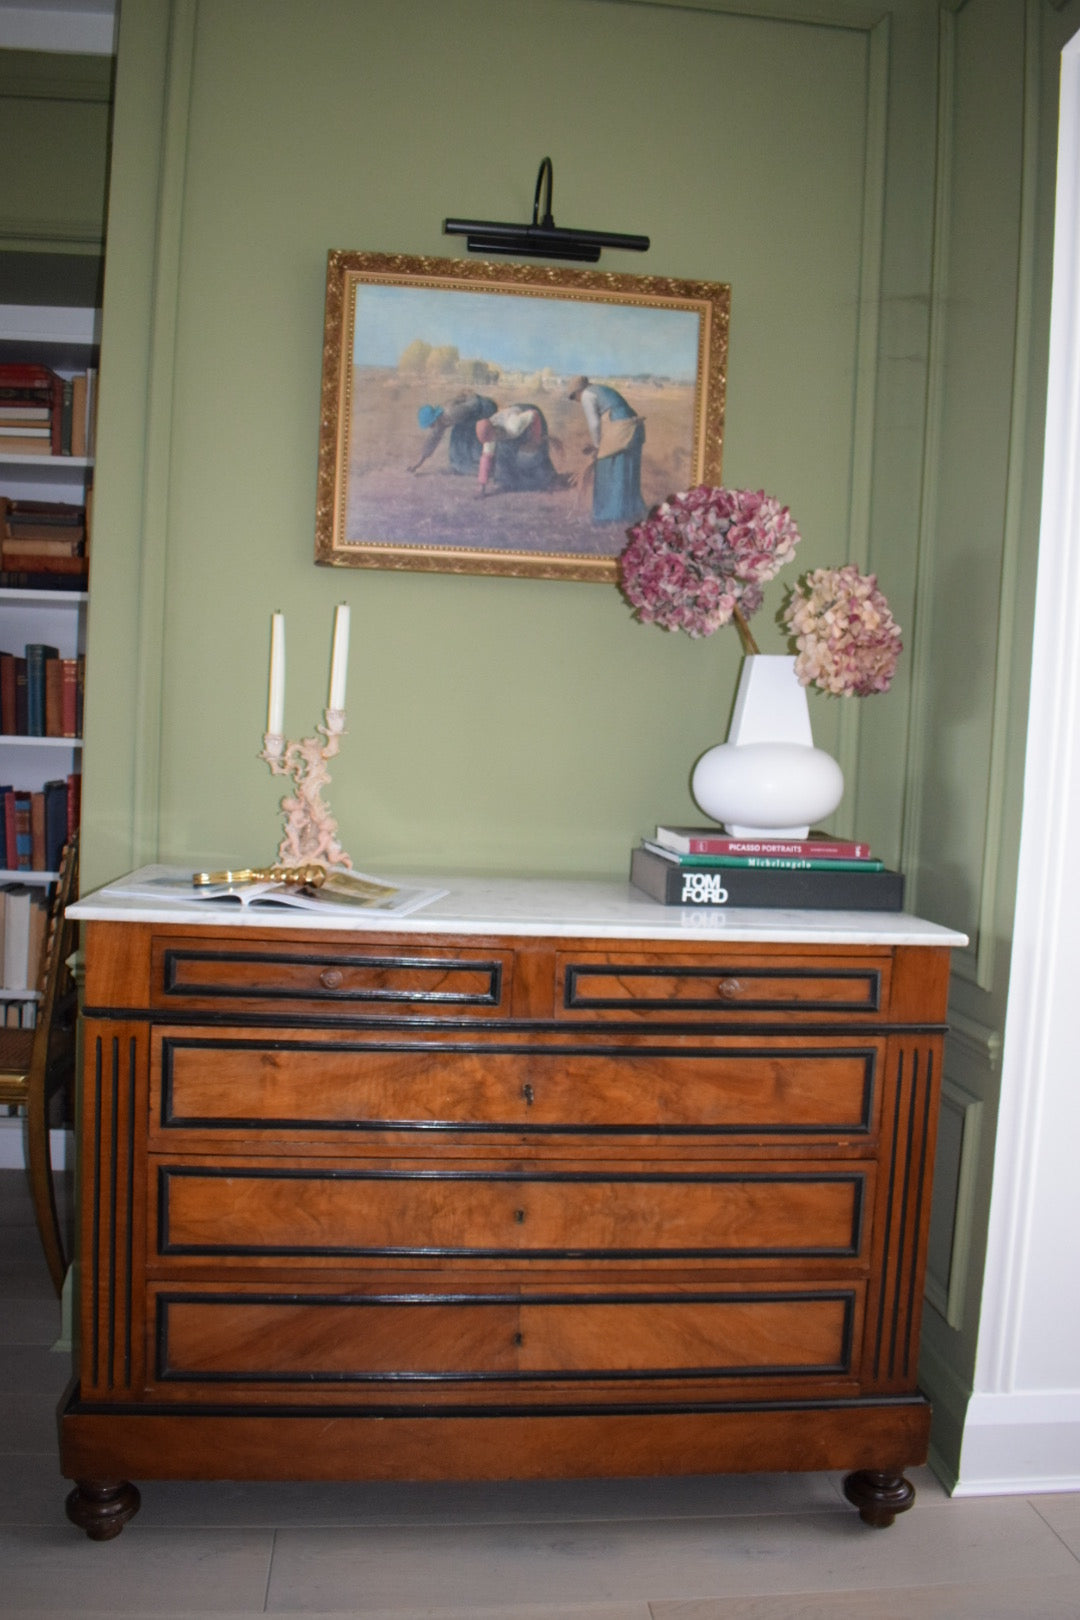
[782,564,902,696]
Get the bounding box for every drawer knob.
[319,968,344,990]
[715,978,744,999]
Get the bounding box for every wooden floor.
[3,1167,1080,1618]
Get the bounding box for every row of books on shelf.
[630,824,904,910]
[0,882,48,996]
[0,776,80,875]
[0,361,96,458]
[0,497,89,590]
[0,644,84,737]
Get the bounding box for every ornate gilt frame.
[315,250,729,583]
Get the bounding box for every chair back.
[30,832,80,1091]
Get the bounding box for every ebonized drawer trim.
[155,1164,869,1261]
[153,1287,857,1384]
[88,1033,138,1394]
[66,1389,925,1421]
[156,1035,879,1138]
[562,962,883,1015]
[158,947,504,1008]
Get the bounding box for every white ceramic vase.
[691,654,844,838]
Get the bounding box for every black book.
[24,643,59,736]
[43,779,68,873]
[630,844,905,911]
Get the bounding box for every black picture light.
[444,157,649,265]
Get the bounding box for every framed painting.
[314,250,729,583]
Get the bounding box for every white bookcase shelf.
[0,303,93,919]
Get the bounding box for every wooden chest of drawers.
[58,877,962,1539]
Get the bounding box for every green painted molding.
[926,1075,984,1329]
[899,2,954,904]
[906,0,1046,993]
[0,49,113,102]
[0,220,104,249]
[605,0,896,27]
[130,0,198,873]
[79,0,195,892]
[838,14,890,823]
[967,0,1043,993]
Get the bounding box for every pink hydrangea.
[618,486,800,640]
[782,564,902,697]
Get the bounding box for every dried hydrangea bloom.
[618,486,801,641]
[782,564,902,696]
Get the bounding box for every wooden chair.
[0,834,79,1295]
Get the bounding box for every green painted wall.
[0,49,111,253]
[84,0,939,890]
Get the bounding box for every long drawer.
[149,1282,862,1391]
[151,1157,872,1266]
[149,1029,884,1145]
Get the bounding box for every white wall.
[955,24,1080,1496]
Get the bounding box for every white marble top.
[68,866,969,948]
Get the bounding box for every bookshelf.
[0,304,93,1030]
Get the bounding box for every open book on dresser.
[97,864,447,917]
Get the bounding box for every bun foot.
[65,1478,141,1540]
[842,1469,915,1528]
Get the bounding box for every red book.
[30,790,46,871]
[0,651,15,735]
[60,658,79,737]
[652,826,874,860]
[66,772,81,838]
[3,789,15,871]
[45,657,63,737]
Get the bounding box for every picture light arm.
[444,157,650,264]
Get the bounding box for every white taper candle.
[329,602,350,712]
[267,612,285,734]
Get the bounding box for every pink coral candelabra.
[260,709,353,870]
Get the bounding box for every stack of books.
[0,497,89,590]
[630,825,904,911]
[0,362,63,456]
[0,363,96,460]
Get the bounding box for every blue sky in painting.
[352,283,700,379]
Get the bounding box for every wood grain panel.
[153,1289,856,1383]
[153,1034,882,1139]
[154,1162,869,1261]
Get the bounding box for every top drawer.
[557,952,890,1021]
[150,939,513,1019]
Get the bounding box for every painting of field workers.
[319,259,729,581]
